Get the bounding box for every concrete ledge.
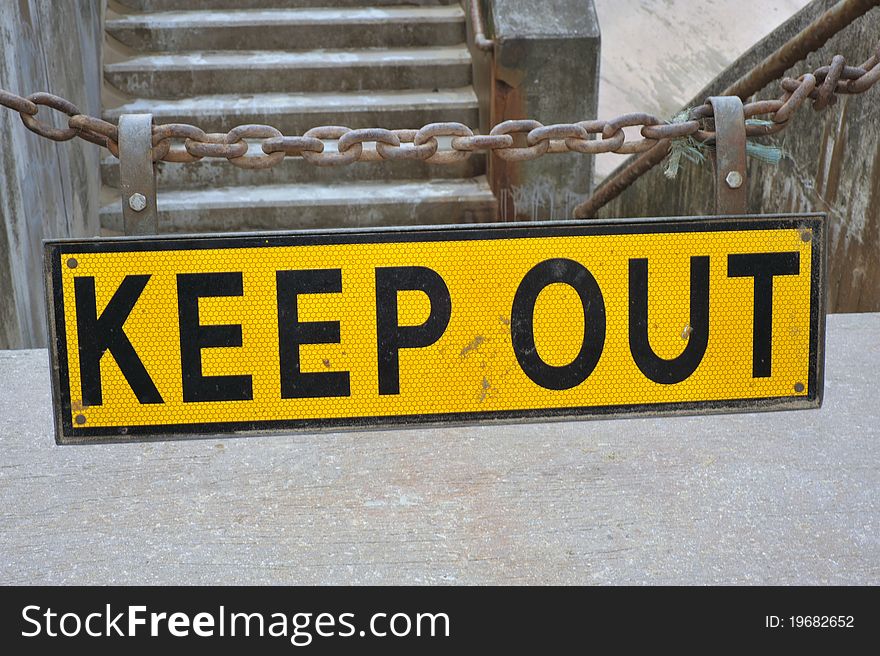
[489,0,601,220]
[0,313,877,585]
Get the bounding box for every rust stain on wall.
[814,97,849,205]
[490,78,524,221]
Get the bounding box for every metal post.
[707,96,748,215]
[118,113,158,235]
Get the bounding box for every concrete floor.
[594,0,812,179]
[0,313,876,584]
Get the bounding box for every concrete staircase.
[101,0,497,233]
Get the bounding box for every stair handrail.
[469,0,494,52]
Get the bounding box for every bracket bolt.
[128,193,147,212]
[725,171,743,189]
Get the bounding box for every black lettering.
[510,259,606,390]
[177,272,252,402]
[375,266,451,396]
[74,275,163,407]
[277,269,350,399]
[728,252,800,377]
[628,256,710,384]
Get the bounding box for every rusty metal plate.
[44,214,826,444]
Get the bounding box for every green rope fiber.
[663,111,783,179]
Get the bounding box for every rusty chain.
[1,43,877,172]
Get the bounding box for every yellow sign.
[45,215,825,443]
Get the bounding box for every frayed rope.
[663,111,783,179]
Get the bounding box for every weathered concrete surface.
[104,46,475,96]
[120,0,459,11]
[593,0,811,180]
[106,6,467,51]
[100,178,498,233]
[489,0,600,220]
[0,0,103,349]
[1,312,876,585]
[599,0,880,313]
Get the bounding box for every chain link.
[0,44,877,171]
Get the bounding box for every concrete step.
[105,46,473,97]
[100,178,498,233]
[106,6,466,51]
[101,146,486,189]
[104,88,479,134]
[118,0,459,10]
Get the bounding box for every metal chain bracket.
[708,96,748,215]
[118,114,158,236]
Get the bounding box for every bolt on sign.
[44,215,825,444]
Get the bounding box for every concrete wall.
[0,0,103,349]
[486,0,601,221]
[592,0,812,180]
[599,0,880,313]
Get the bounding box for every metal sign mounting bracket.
[118,113,158,236]
[708,96,748,215]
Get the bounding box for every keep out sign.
[45,215,825,443]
